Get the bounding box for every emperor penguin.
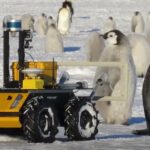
[83,32,105,61]
[21,14,35,31]
[94,30,137,124]
[103,16,116,33]
[128,33,150,77]
[131,11,145,34]
[34,13,48,36]
[57,1,72,35]
[145,12,150,43]
[133,65,150,135]
[45,24,64,53]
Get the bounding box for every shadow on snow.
[64,47,80,52]
[128,117,145,125]
[80,28,100,33]
[97,134,142,140]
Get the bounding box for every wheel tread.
[64,97,99,140]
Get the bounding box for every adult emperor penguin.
[131,11,145,34]
[128,33,150,77]
[57,1,72,35]
[103,16,116,33]
[83,32,105,61]
[94,30,137,124]
[133,65,150,135]
[45,24,64,53]
[34,13,48,36]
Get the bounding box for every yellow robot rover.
[0,20,99,143]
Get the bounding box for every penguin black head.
[108,16,113,20]
[48,16,53,19]
[62,0,74,15]
[103,30,125,45]
[135,11,140,16]
[41,13,46,18]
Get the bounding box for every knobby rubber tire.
[64,97,99,141]
[20,96,58,143]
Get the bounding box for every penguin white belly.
[132,43,150,76]
[57,9,71,34]
[128,34,150,77]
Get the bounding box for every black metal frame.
[3,30,30,88]
[3,30,10,87]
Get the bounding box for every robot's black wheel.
[20,96,58,143]
[64,97,99,141]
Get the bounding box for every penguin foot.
[132,128,150,135]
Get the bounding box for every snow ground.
[0,0,150,149]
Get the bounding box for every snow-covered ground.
[0,0,150,149]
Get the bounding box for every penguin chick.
[103,16,116,33]
[34,13,48,36]
[94,30,136,125]
[45,24,64,53]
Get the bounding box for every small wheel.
[20,96,58,143]
[64,97,99,140]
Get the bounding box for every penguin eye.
[109,34,113,37]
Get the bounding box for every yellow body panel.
[11,61,58,86]
[22,77,44,89]
[0,92,29,128]
[0,93,28,112]
[0,117,21,128]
